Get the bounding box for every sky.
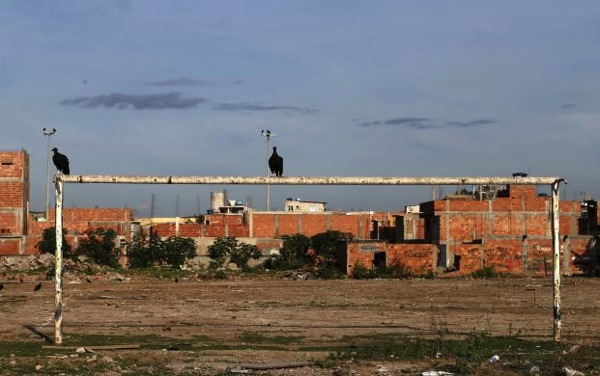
[1,1,600,217]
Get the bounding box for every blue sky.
[2,1,599,216]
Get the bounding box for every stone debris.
[530,365,542,375]
[75,347,95,354]
[562,366,585,376]
[0,254,106,281]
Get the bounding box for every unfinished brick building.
[0,150,29,255]
[2,149,597,276]
[341,183,597,276]
[0,150,134,256]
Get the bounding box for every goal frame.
[52,174,566,344]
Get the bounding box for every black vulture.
[51,147,70,175]
[34,282,42,292]
[0,282,3,291]
[268,146,283,177]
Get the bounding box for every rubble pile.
[0,254,105,282]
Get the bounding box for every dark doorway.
[373,252,386,270]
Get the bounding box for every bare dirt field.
[1,273,600,375]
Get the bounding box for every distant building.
[210,190,246,214]
[340,182,598,276]
[285,198,327,213]
[2,148,597,277]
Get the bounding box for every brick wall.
[21,208,134,255]
[0,239,21,255]
[0,150,29,254]
[251,212,373,239]
[344,241,436,276]
[151,212,375,240]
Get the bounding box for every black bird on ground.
[33,282,42,292]
[51,147,70,175]
[0,282,4,291]
[268,146,283,177]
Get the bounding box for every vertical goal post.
[53,174,566,344]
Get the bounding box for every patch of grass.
[471,266,498,279]
[0,340,51,356]
[3,331,599,375]
[326,332,600,375]
[61,333,165,347]
[237,331,304,345]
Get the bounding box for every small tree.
[128,230,196,269]
[207,236,233,268]
[266,234,311,270]
[75,228,119,268]
[37,227,72,258]
[207,236,262,269]
[303,230,353,279]
[128,230,160,268]
[162,236,197,268]
[310,230,353,267]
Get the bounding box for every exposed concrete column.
[521,235,528,271]
[563,235,571,277]
[248,209,253,238]
[444,200,450,268]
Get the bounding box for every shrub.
[471,266,498,279]
[310,230,353,268]
[128,231,161,268]
[207,236,262,269]
[267,234,311,270]
[128,230,197,269]
[37,227,72,258]
[75,228,119,268]
[386,256,414,279]
[162,236,197,268]
[351,260,375,279]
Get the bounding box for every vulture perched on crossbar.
[268,146,283,177]
[51,147,70,175]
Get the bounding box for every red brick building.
[1,149,597,276]
[0,150,29,255]
[0,150,134,256]
[341,184,596,276]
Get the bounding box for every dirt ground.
[1,273,600,375]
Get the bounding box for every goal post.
[53,174,566,344]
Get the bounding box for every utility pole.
[260,129,276,211]
[43,127,57,219]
